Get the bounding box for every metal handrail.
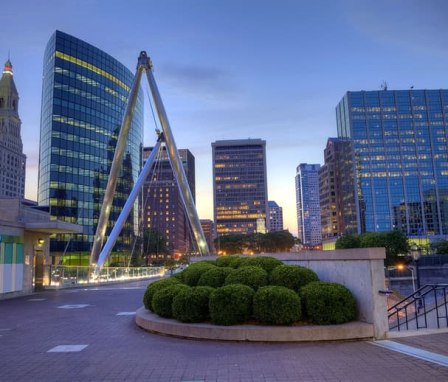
[388,284,448,331]
[45,265,165,288]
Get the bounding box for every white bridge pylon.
[90,51,209,275]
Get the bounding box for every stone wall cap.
[191,248,386,262]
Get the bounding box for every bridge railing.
[43,265,165,288]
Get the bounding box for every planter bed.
[136,307,374,342]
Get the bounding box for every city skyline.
[2,1,448,236]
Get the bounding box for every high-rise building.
[296,163,322,247]
[142,146,195,260]
[200,219,216,254]
[0,59,26,198]
[38,31,143,256]
[336,89,448,237]
[267,200,284,232]
[318,138,355,240]
[212,139,268,236]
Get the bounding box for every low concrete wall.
[136,308,374,342]
[192,248,389,339]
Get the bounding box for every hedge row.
[169,257,320,291]
[144,257,358,326]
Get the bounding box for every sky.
[2,0,448,236]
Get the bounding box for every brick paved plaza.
[1,280,447,381]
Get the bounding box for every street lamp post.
[410,244,421,290]
[410,244,422,310]
[407,265,416,293]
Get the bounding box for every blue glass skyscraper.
[296,163,322,247]
[38,31,143,257]
[336,90,448,238]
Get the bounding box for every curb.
[135,307,375,342]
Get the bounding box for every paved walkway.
[1,281,448,381]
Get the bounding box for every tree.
[335,234,360,249]
[143,228,168,259]
[381,230,409,265]
[177,254,190,265]
[336,230,409,266]
[216,234,245,255]
[164,259,178,274]
[431,239,448,255]
[215,231,295,255]
[268,230,295,252]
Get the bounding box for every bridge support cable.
[93,137,163,274]
[90,51,209,275]
[144,60,209,258]
[90,55,147,267]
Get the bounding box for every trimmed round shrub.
[216,256,244,268]
[197,267,234,288]
[143,278,181,311]
[270,265,319,292]
[172,286,215,323]
[224,266,268,290]
[209,284,254,325]
[203,260,217,265]
[182,262,217,286]
[253,286,302,325]
[300,281,357,325]
[216,256,238,268]
[171,271,184,282]
[152,284,190,318]
[238,256,283,273]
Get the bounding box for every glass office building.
[295,163,322,246]
[336,90,448,237]
[212,139,268,236]
[38,31,144,255]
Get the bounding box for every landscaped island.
[143,256,357,325]
[143,256,357,326]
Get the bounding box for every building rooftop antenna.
[381,81,388,91]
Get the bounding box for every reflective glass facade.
[336,90,448,236]
[296,164,322,246]
[38,31,144,253]
[212,139,268,236]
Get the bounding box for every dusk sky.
[2,0,448,236]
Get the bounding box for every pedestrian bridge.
[42,265,165,289]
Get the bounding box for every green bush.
[197,267,234,288]
[201,260,218,265]
[152,284,190,318]
[238,256,283,273]
[143,278,181,311]
[253,286,302,325]
[215,255,244,268]
[182,262,217,286]
[171,271,184,282]
[270,265,319,292]
[172,286,215,323]
[224,266,268,290]
[300,281,357,325]
[209,284,254,325]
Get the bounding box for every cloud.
[159,63,240,102]
[342,0,448,58]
